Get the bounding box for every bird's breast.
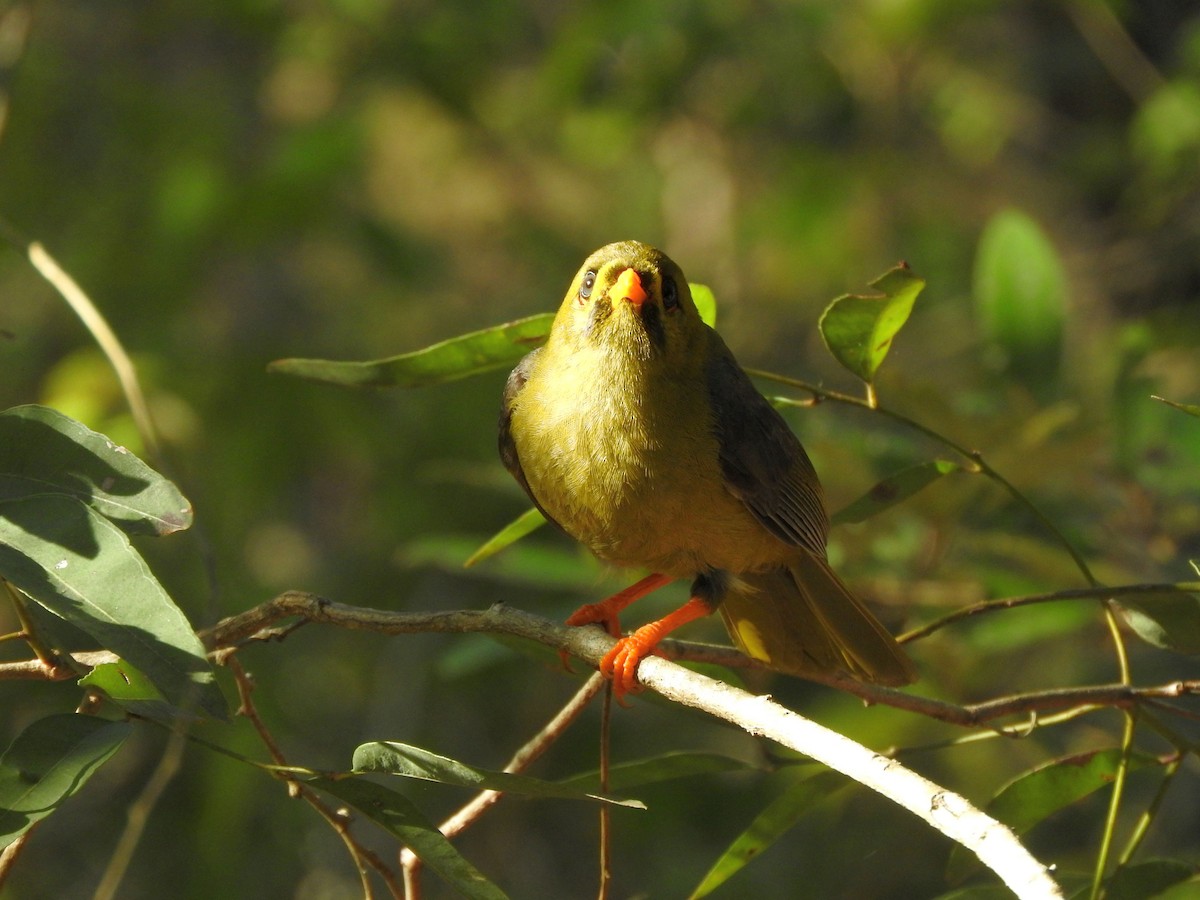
[512,347,788,577]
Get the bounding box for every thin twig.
[597,682,613,900]
[400,673,607,890]
[225,655,403,899]
[900,582,1200,643]
[92,721,189,900]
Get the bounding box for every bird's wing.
[705,336,830,557]
[497,347,568,532]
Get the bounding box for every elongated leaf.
[0,405,192,536]
[353,741,643,808]
[946,748,1162,884]
[557,752,757,793]
[691,282,717,327]
[269,313,554,388]
[0,494,225,718]
[1117,589,1200,653]
[309,776,507,900]
[831,459,961,525]
[691,770,846,898]
[819,263,925,385]
[0,713,131,845]
[1152,395,1200,418]
[463,507,546,568]
[973,209,1066,380]
[1103,859,1195,900]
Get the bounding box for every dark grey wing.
[705,333,830,557]
[498,348,568,533]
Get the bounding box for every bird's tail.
[717,552,915,686]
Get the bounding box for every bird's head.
[552,241,706,367]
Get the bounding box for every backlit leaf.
[831,459,961,525]
[691,282,718,327]
[819,263,924,385]
[1116,589,1200,653]
[463,507,546,568]
[269,313,554,387]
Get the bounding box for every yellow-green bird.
[499,241,915,697]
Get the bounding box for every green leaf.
[946,748,1162,884]
[830,459,961,525]
[557,752,758,793]
[352,741,644,808]
[268,313,554,388]
[973,209,1066,379]
[78,660,191,721]
[308,776,508,900]
[818,263,924,385]
[0,494,225,718]
[0,713,131,846]
[690,770,846,898]
[463,507,546,568]
[1102,859,1196,900]
[1152,395,1200,419]
[1116,589,1200,653]
[0,405,192,536]
[691,282,718,328]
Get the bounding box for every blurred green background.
[2,1,1200,897]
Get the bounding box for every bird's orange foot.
[598,628,664,699]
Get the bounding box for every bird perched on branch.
[499,241,914,697]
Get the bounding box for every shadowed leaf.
[0,714,131,845]
[0,494,224,718]
[309,776,507,900]
[691,770,846,898]
[1152,395,1200,418]
[946,748,1163,884]
[353,741,644,808]
[0,405,192,536]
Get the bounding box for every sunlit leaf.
[353,741,644,808]
[691,282,717,328]
[308,776,507,900]
[1152,395,1200,418]
[0,494,225,718]
[463,507,546,568]
[691,770,846,898]
[973,209,1066,380]
[79,660,189,721]
[1116,589,1200,653]
[818,263,924,385]
[268,313,554,387]
[0,714,131,846]
[0,405,192,536]
[557,752,758,793]
[946,748,1162,883]
[831,459,961,525]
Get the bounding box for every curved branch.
[202,592,1063,899]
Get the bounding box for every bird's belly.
[516,392,787,578]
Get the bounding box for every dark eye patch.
[662,276,679,311]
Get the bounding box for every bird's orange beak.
[611,268,648,310]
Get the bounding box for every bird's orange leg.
[565,572,673,636]
[601,595,713,699]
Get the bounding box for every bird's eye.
[662,276,679,312]
[579,270,597,303]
